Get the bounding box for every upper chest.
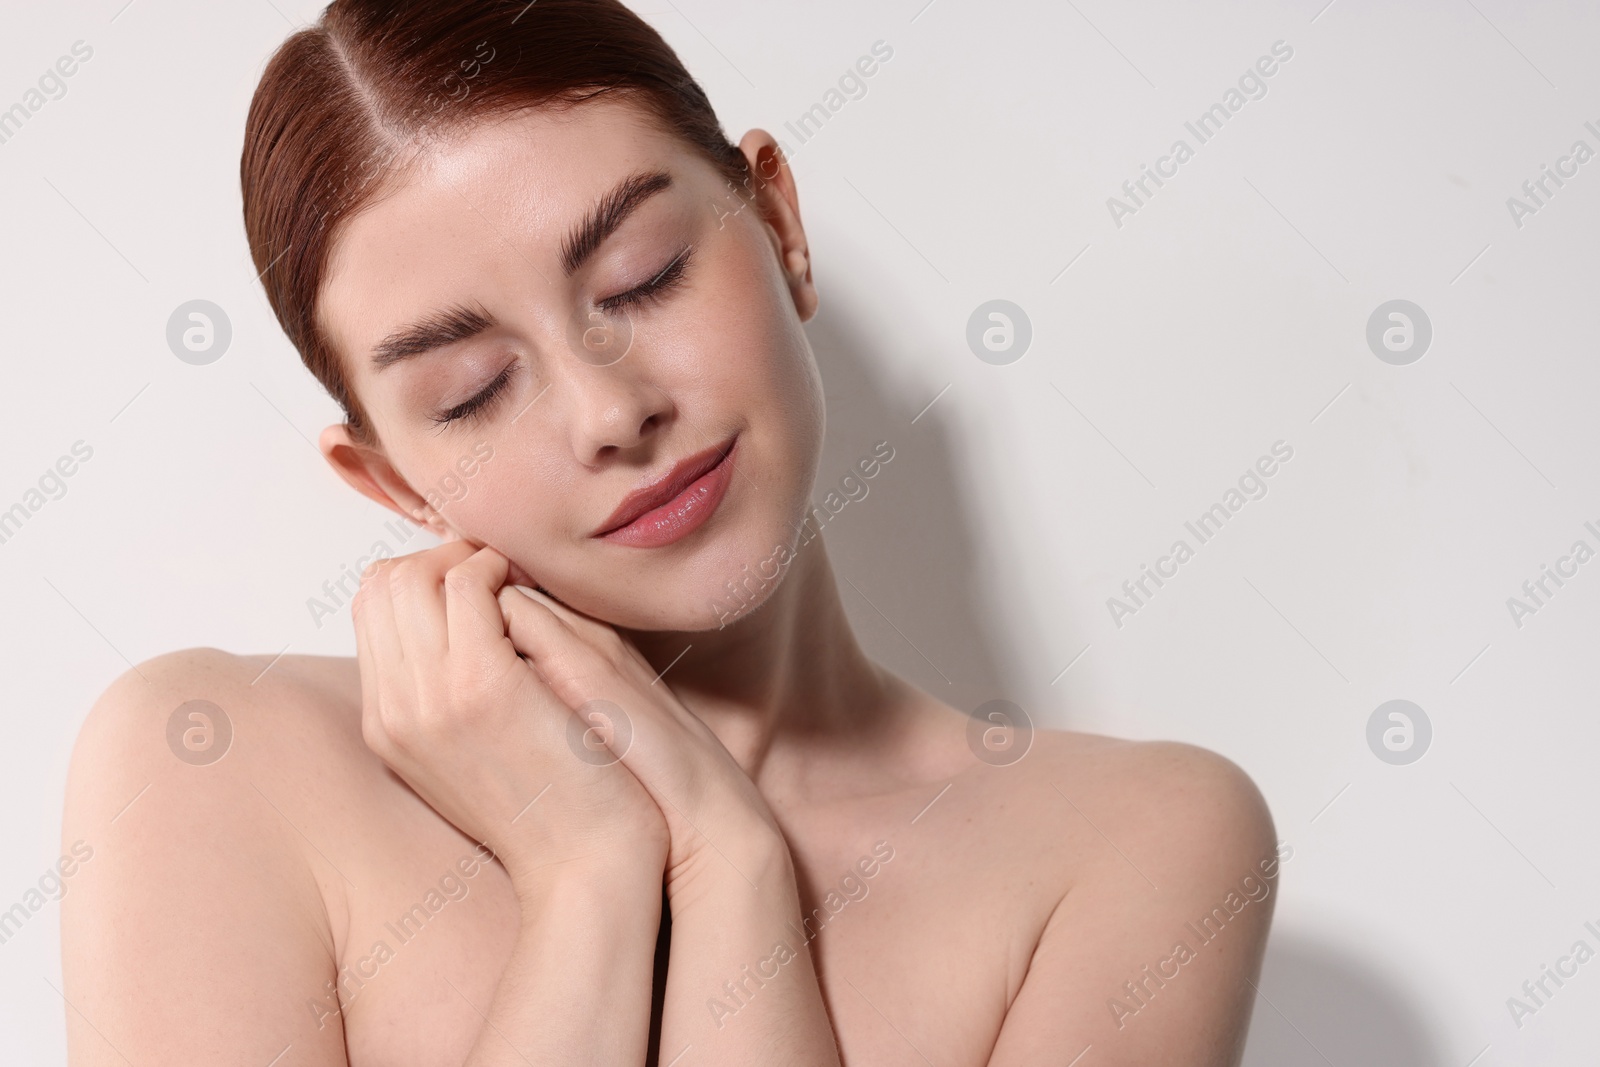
[329,774,1076,1067]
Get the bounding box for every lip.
[592,434,739,547]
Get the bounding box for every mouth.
[592,433,739,548]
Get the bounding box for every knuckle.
[356,563,393,605]
[361,556,394,584]
[443,566,476,599]
[387,557,422,587]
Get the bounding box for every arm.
[497,586,843,1065]
[462,856,664,1065]
[353,543,672,1065]
[656,837,841,1066]
[61,650,353,1066]
[985,743,1282,1067]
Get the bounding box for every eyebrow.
[370,168,676,370]
[561,168,674,277]
[371,303,495,370]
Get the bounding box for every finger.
[499,585,639,718]
[499,589,687,782]
[497,584,584,683]
[442,546,514,658]
[509,586,705,741]
[510,583,615,646]
[501,588,705,737]
[512,587,666,693]
[355,558,407,668]
[353,559,407,748]
[351,601,390,756]
[387,541,479,664]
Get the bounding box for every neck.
[618,537,890,781]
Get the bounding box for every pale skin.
[61,97,1279,1065]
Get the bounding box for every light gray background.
[3,0,1597,1063]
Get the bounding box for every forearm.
[464,862,664,1066]
[658,844,841,1066]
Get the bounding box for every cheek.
[697,235,824,452]
[728,245,826,513]
[433,454,570,571]
[762,294,827,496]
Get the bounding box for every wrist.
[671,824,798,913]
[705,798,791,877]
[733,825,795,888]
[507,845,665,911]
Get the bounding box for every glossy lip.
[592,434,739,546]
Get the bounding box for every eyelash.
[430,246,694,427]
[432,362,515,427]
[597,245,694,313]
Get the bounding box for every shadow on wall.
[801,294,1022,721]
[1242,933,1447,1067]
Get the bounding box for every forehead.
[317,96,702,362]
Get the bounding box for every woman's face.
[317,97,825,630]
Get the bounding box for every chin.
[675,481,815,631]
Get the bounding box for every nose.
[563,362,671,463]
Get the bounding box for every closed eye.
[597,245,694,314]
[428,245,692,428]
[431,362,516,427]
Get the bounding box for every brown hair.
[241,0,753,446]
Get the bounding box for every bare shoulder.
[63,646,376,900]
[1029,729,1272,819]
[61,648,373,1062]
[63,646,389,888]
[67,647,367,807]
[974,728,1282,1065]
[891,677,1277,873]
[1027,728,1278,871]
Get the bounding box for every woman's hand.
[488,593,845,1066]
[496,583,794,908]
[352,540,669,895]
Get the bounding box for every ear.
[736,129,818,322]
[318,423,461,542]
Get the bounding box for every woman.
[61,1,1281,1063]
